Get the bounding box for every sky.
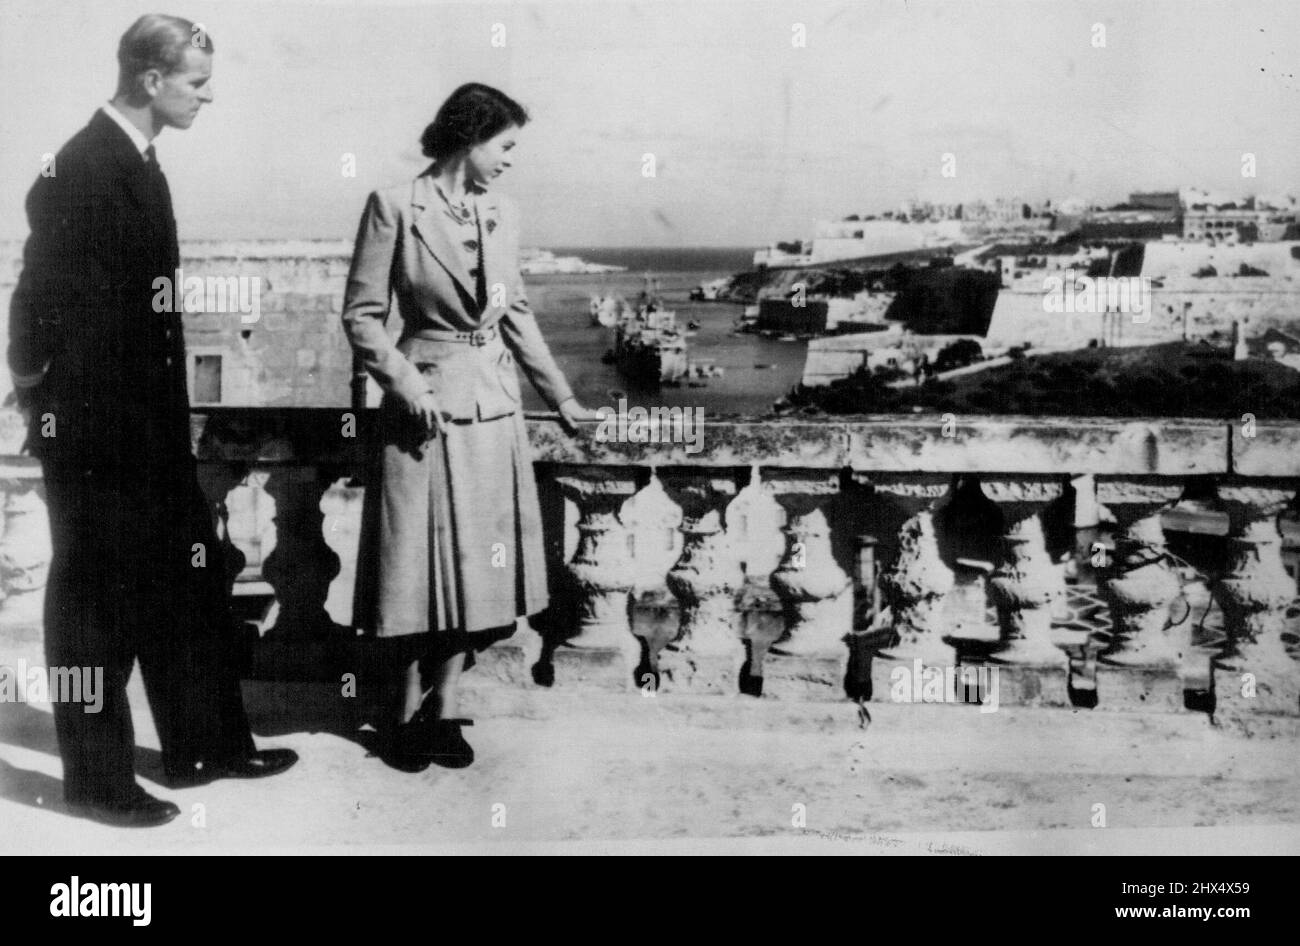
[1,0,1297,247]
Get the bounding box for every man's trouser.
[40,457,254,804]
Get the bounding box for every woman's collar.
[425,163,489,199]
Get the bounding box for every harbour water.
[520,247,806,417]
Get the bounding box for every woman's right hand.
[405,390,448,436]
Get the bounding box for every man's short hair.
[116,14,212,96]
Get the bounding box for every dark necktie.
[143,144,179,266]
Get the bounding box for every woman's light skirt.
[356,403,550,638]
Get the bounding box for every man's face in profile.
[151,46,213,131]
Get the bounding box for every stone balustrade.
[1,406,1297,718]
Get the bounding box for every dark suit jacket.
[7,110,192,472]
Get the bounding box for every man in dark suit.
[7,14,296,828]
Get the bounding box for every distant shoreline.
[542,246,757,275]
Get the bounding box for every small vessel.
[689,277,730,301]
[687,358,724,380]
[608,277,688,387]
[734,304,760,333]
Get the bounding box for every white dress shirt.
[100,102,153,159]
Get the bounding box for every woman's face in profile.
[466,124,519,187]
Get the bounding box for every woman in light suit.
[343,84,597,769]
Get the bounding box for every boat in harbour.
[734,304,760,333]
[606,278,688,387]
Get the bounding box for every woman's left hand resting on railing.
[556,397,602,435]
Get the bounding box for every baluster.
[1091,480,1187,710]
[866,475,959,703]
[729,465,784,582]
[619,470,682,590]
[196,461,251,600]
[549,467,641,689]
[658,470,746,693]
[0,477,51,630]
[983,477,1071,705]
[260,466,345,638]
[882,510,955,645]
[761,470,852,699]
[319,474,365,628]
[1211,486,1299,717]
[617,471,683,665]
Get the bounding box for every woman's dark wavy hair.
[420,83,529,163]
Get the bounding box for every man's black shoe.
[164,748,299,788]
[67,786,180,828]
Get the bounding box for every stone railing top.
[529,413,1245,476]
[179,239,354,260]
[0,406,1296,479]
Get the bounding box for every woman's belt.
[408,325,499,346]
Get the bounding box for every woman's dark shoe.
[426,718,475,769]
[378,721,433,773]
